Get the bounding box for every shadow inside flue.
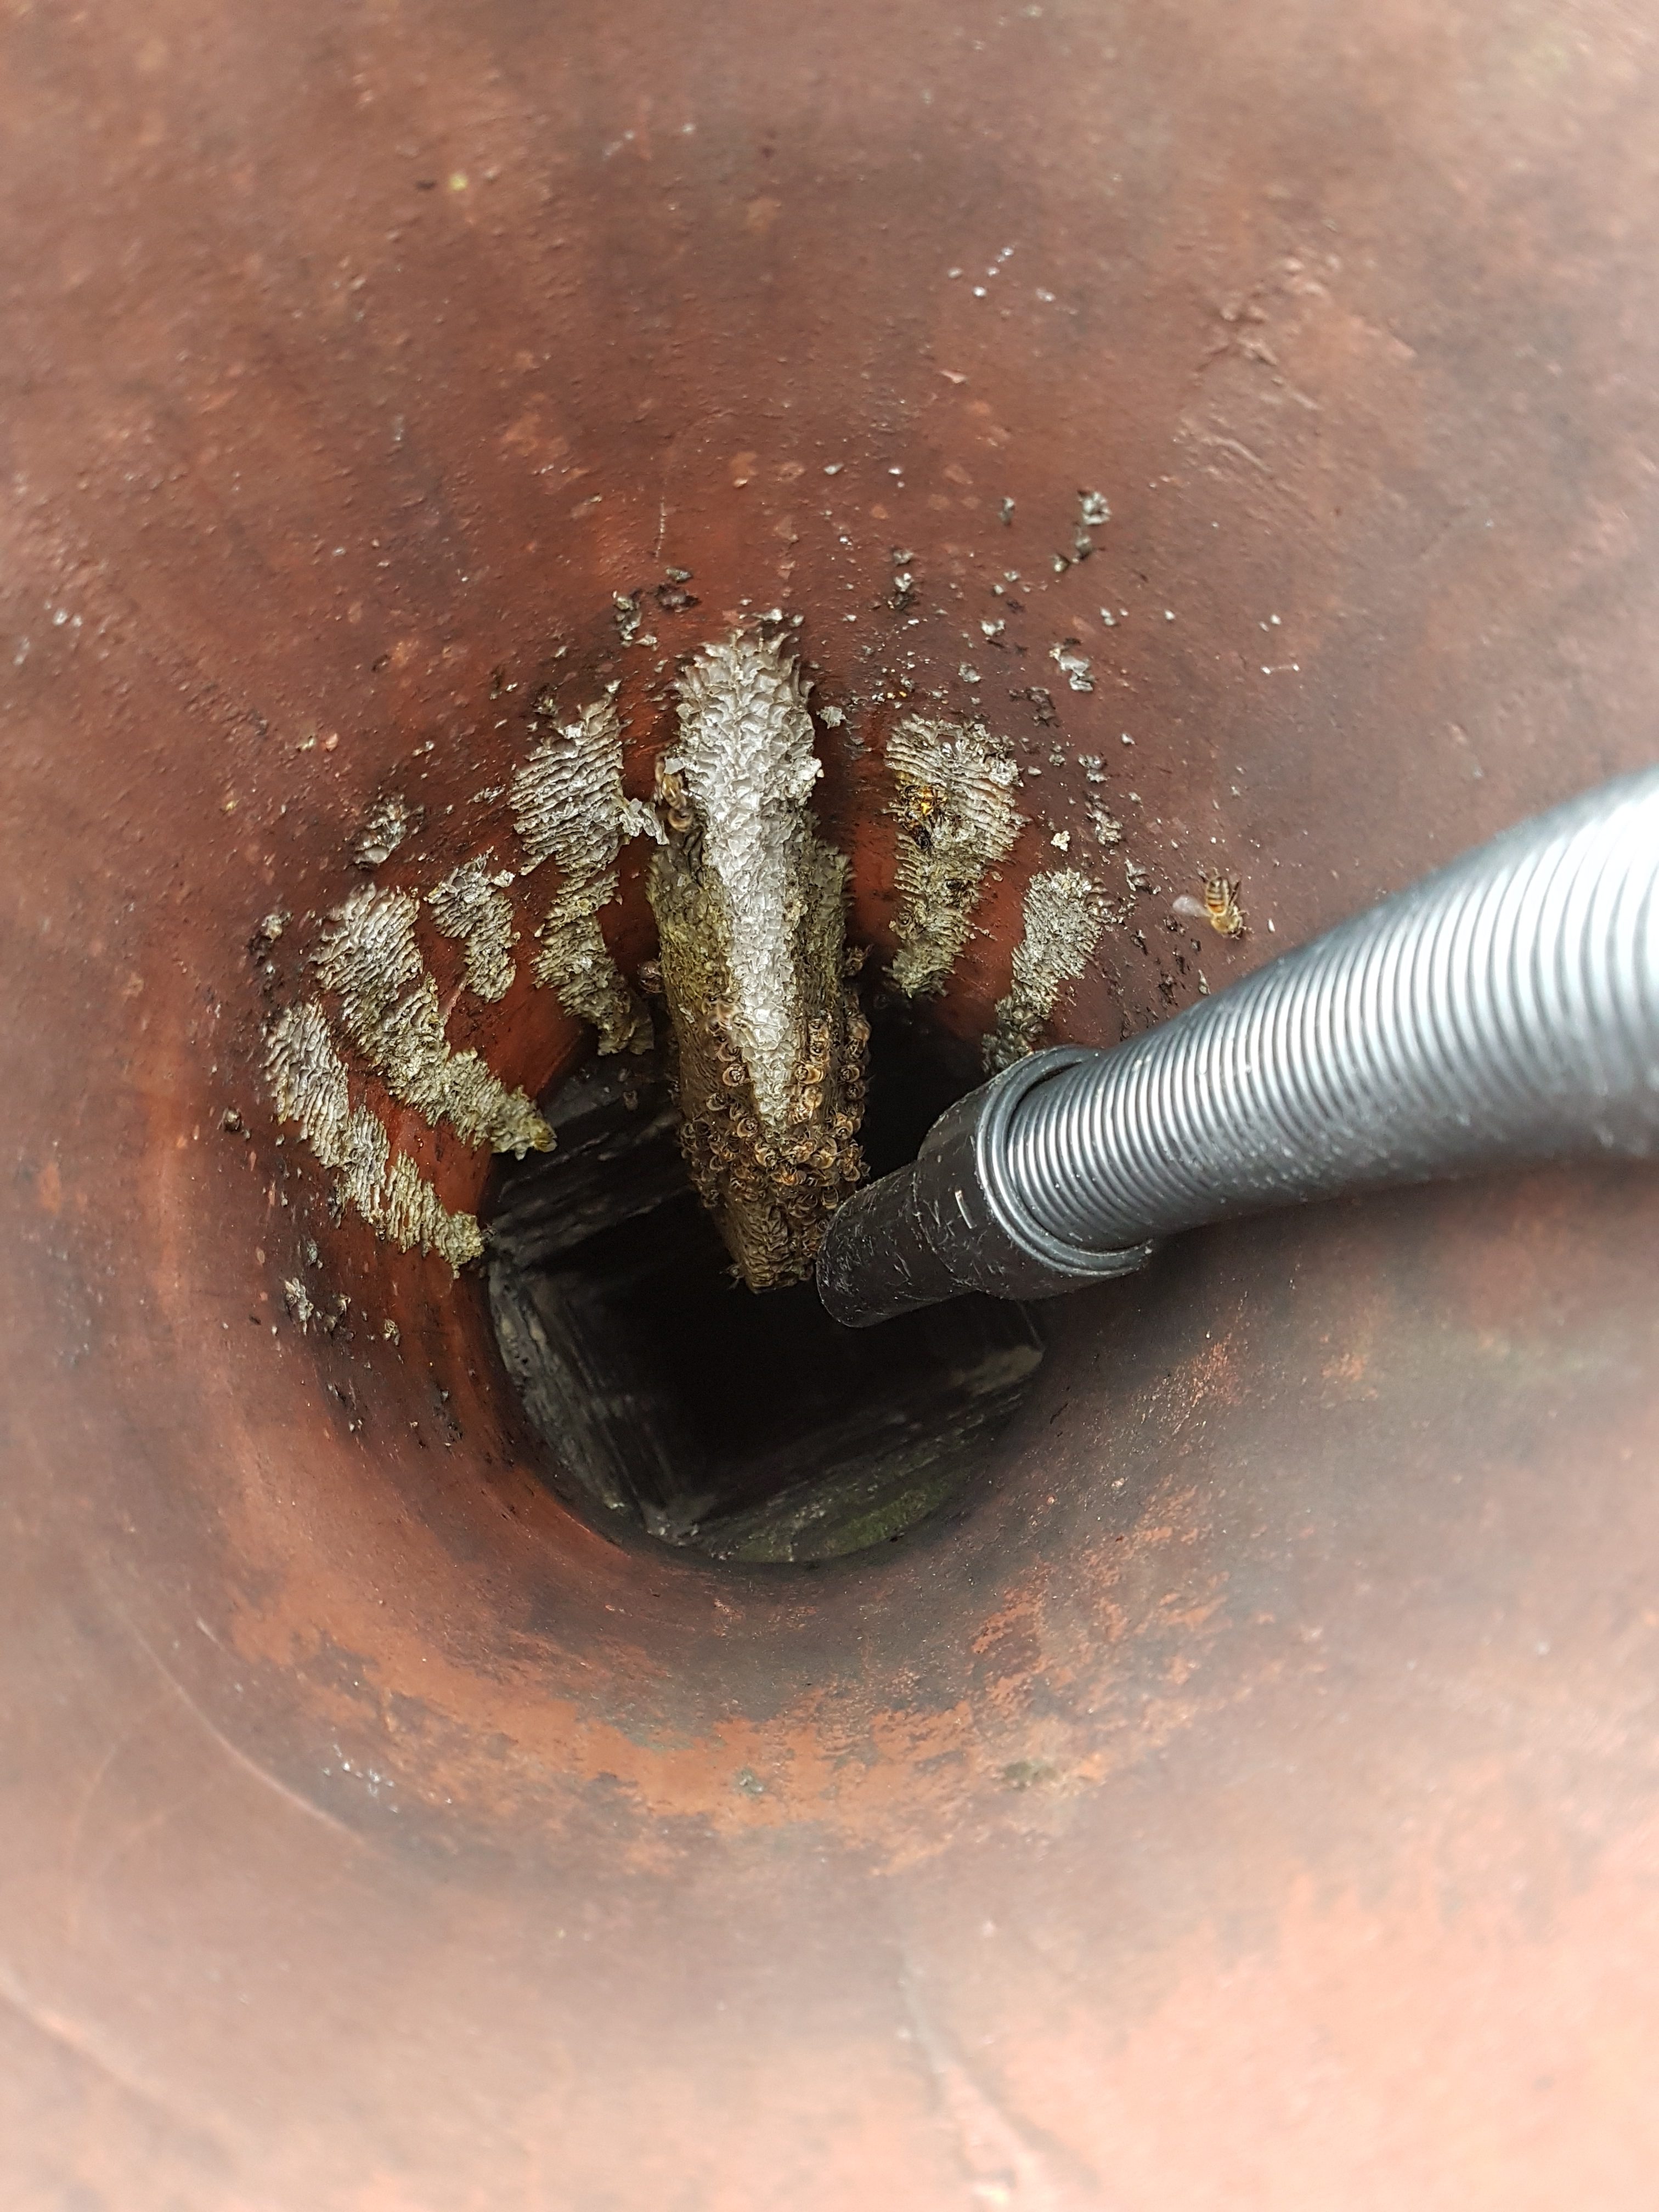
[484,1005,1045,1563]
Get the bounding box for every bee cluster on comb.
[646,631,869,1289]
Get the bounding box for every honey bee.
[900,780,941,852]
[653,757,697,836]
[1201,872,1245,938]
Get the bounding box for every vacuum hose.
[819,766,1659,1327]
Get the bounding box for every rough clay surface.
[314,886,554,1155]
[885,716,1025,998]
[426,857,518,1003]
[984,867,1109,1071]
[511,693,653,1055]
[264,1000,484,1271]
[648,633,867,1289]
[10,3,1659,2206]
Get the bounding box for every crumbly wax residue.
[884,716,1024,998]
[647,632,867,1290]
[984,867,1108,1071]
[427,856,518,1002]
[266,1000,483,1272]
[314,885,554,1156]
[510,693,654,1054]
[354,791,420,870]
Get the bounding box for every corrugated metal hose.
[817,766,1659,1327]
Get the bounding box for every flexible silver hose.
[817,766,1659,1327]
